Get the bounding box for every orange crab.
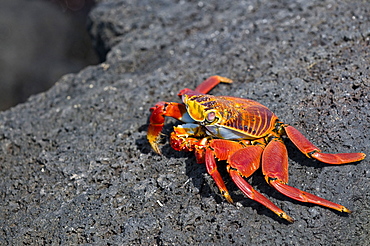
[147,76,366,222]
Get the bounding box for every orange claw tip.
[350,152,366,162]
[149,141,162,155]
[282,213,294,223]
[222,191,234,204]
[277,212,294,223]
[341,206,352,214]
[215,76,233,84]
[147,124,164,154]
[147,134,162,155]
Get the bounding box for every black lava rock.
[1,0,369,245]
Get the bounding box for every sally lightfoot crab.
[147,76,366,222]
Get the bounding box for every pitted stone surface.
[1,0,369,245]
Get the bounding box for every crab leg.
[226,145,294,222]
[194,76,233,93]
[147,101,192,154]
[209,139,287,219]
[262,139,351,213]
[284,125,366,164]
[178,76,233,97]
[204,139,256,204]
[205,148,234,203]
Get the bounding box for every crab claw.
[147,102,167,154]
[147,123,163,155]
[147,101,190,155]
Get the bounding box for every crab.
[147,76,366,222]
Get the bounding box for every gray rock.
[1,0,369,245]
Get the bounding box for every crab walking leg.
[226,146,294,223]
[177,76,233,98]
[148,102,191,154]
[228,169,294,223]
[269,181,351,213]
[284,125,366,164]
[205,139,253,203]
[205,148,234,203]
[194,76,233,94]
[262,139,351,213]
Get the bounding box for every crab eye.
[206,111,216,122]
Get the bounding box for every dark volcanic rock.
[1,0,369,245]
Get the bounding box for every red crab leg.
[195,75,233,93]
[226,145,294,223]
[178,76,233,97]
[262,139,351,213]
[147,101,188,154]
[205,148,234,203]
[203,139,250,204]
[284,125,366,164]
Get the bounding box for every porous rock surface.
[1,0,369,245]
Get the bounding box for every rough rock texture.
[1,0,369,245]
